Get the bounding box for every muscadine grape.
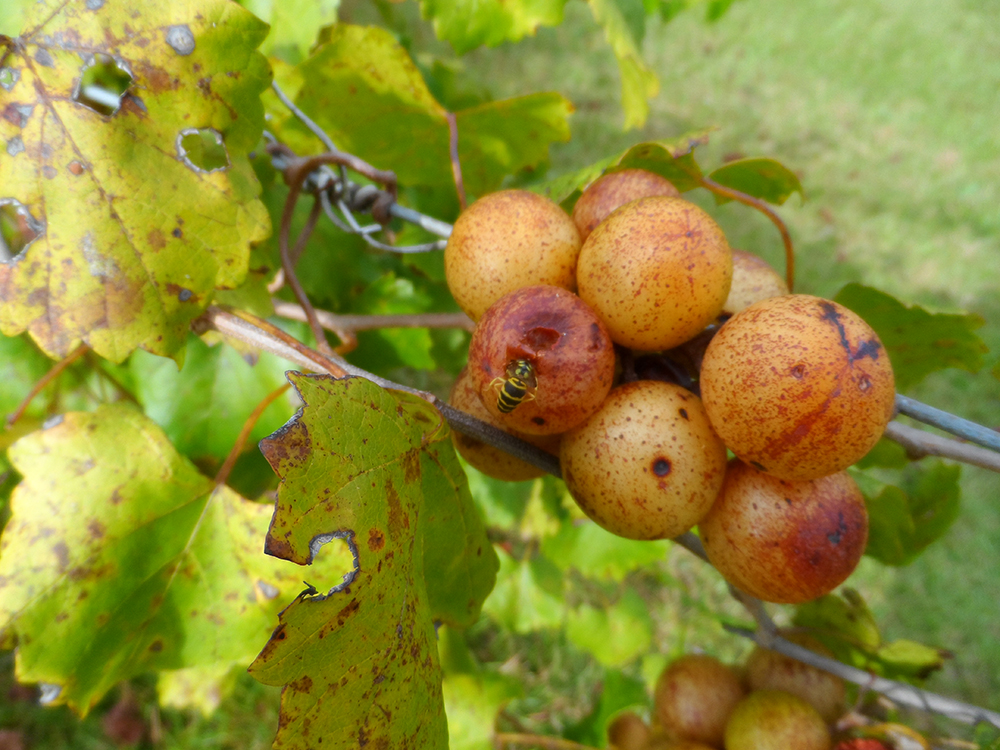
[468,285,615,435]
[745,631,846,723]
[700,460,868,604]
[723,250,789,315]
[444,189,581,321]
[700,294,895,481]
[653,654,745,747]
[449,367,559,482]
[560,380,727,540]
[724,690,831,750]
[571,168,679,241]
[576,196,733,351]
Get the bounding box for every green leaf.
[421,0,569,55]
[248,374,498,749]
[482,549,565,633]
[853,461,962,567]
[0,404,351,713]
[793,588,881,656]
[158,662,239,716]
[565,667,648,747]
[707,158,804,205]
[0,332,52,419]
[566,588,653,667]
[294,25,571,196]
[236,0,340,63]
[853,437,909,470]
[706,0,739,21]
[443,671,523,750]
[531,130,713,205]
[130,335,295,463]
[873,639,948,682]
[542,520,669,582]
[0,0,271,362]
[834,283,988,392]
[587,0,660,129]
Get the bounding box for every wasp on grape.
[490,359,537,414]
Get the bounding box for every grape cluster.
[445,169,895,605]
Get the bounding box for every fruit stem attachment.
[894,394,1000,453]
[724,624,1000,729]
[698,175,795,292]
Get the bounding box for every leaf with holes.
[248,374,498,750]
[0,404,351,713]
[421,0,569,55]
[291,24,571,196]
[0,0,271,362]
[834,283,988,392]
[530,130,714,207]
[707,157,804,205]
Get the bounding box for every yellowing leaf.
[587,0,660,130]
[293,25,572,196]
[421,0,569,55]
[0,404,349,713]
[0,0,271,362]
[248,374,498,750]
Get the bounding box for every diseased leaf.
[566,588,653,667]
[421,0,569,55]
[0,0,271,362]
[542,520,669,582]
[130,335,295,462]
[531,130,713,205]
[294,25,571,196]
[0,404,349,713]
[482,548,565,633]
[707,157,804,205]
[852,461,962,567]
[248,374,498,750]
[587,0,659,129]
[835,283,988,392]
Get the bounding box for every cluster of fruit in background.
[445,168,894,607]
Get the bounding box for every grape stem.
[724,624,1000,728]
[895,394,1000,453]
[885,421,1000,473]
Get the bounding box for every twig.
[895,394,1000,454]
[723,626,1000,728]
[699,175,795,292]
[271,299,475,333]
[320,190,446,253]
[5,343,88,427]
[215,382,292,487]
[885,421,1000,473]
[446,112,467,210]
[493,733,600,750]
[84,352,140,405]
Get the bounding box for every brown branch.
[5,343,88,428]
[884,421,1000,473]
[698,175,795,292]
[215,382,292,488]
[272,299,476,334]
[84,352,139,405]
[494,733,600,750]
[446,112,467,210]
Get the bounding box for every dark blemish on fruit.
[858,375,872,392]
[791,364,806,379]
[750,461,766,471]
[819,301,881,362]
[678,408,689,420]
[532,417,546,425]
[652,458,671,476]
[785,497,792,505]
[827,511,848,545]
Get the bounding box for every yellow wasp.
[490,359,537,414]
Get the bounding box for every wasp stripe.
[497,378,528,413]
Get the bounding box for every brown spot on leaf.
[146,228,165,250]
[368,528,385,552]
[87,520,105,539]
[148,639,163,652]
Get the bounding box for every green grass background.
[3,0,999,746]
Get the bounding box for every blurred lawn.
[462,0,1000,713]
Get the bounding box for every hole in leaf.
[73,55,133,116]
[304,530,360,600]
[177,128,230,172]
[0,199,44,263]
[0,67,19,92]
